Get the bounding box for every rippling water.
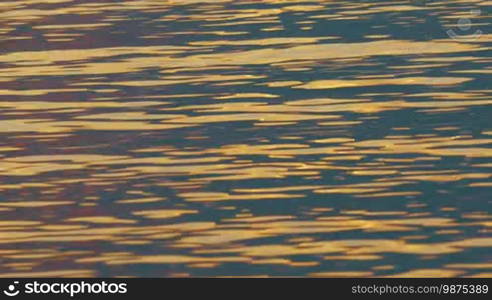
[0,0,491,277]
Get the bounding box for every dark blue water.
[0,0,490,277]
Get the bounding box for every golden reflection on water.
[0,0,491,277]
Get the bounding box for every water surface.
[0,0,491,277]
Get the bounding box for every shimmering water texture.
[0,0,491,277]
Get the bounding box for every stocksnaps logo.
[3,281,20,297]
